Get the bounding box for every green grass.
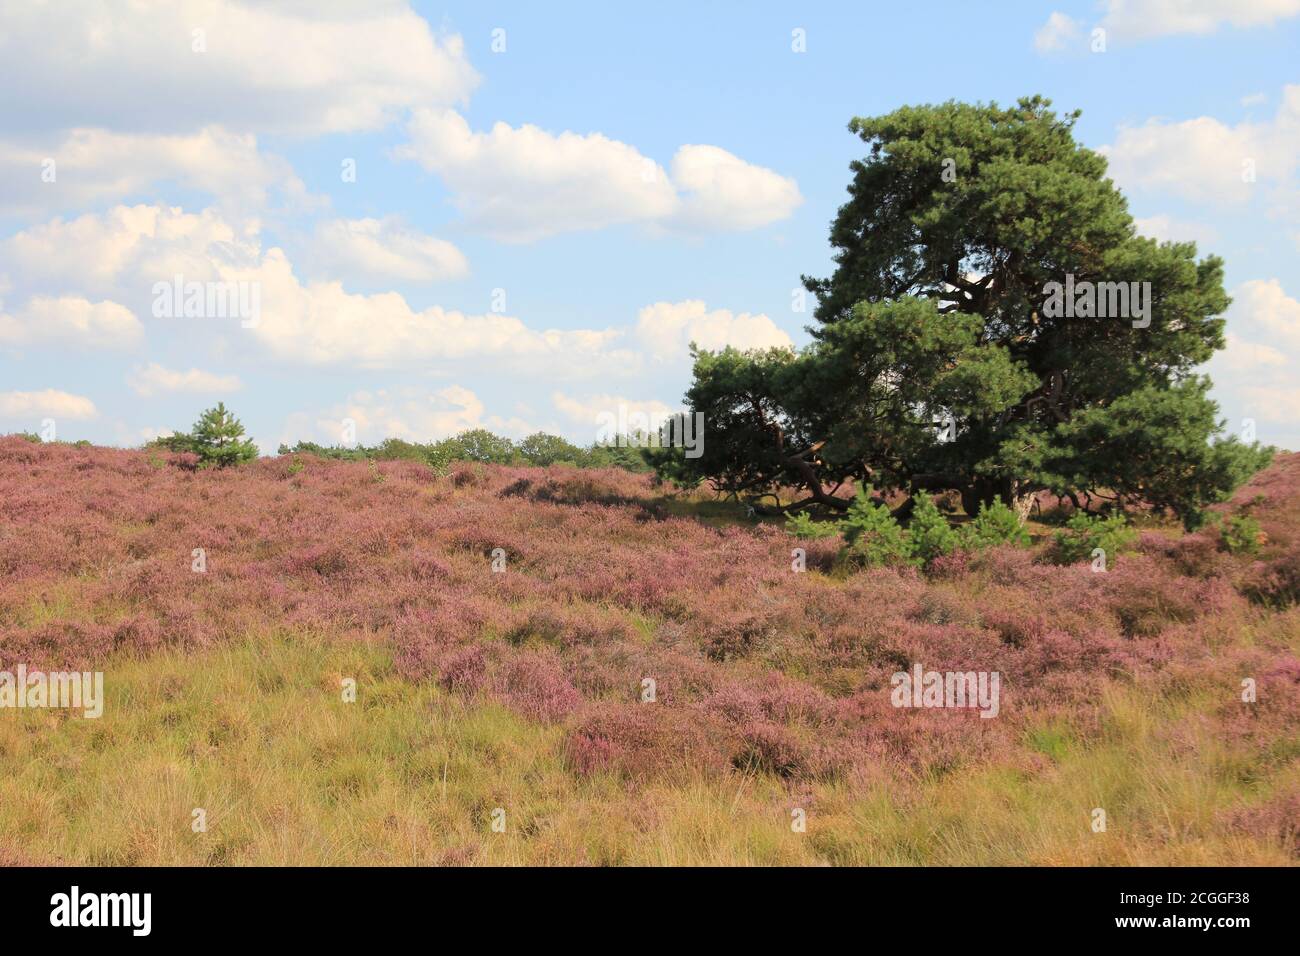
[1,628,1294,865]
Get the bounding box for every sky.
[0,0,1297,453]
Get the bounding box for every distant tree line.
[141,404,655,473]
[276,429,654,472]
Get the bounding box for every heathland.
[0,437,1296,865]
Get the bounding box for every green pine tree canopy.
[186,402,258,468]
[653,97,1273,528]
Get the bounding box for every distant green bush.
[274,428,654,474]
[1050,512,1137,566]
[961,497,1030,550]
[147,403,256,468]
[1220,513,1265,556]
[784,510,841,539]
[908,493,958,565]
[837,490,916,569]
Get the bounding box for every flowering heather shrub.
[1222,451,1300,551]
[436,645,488,694]
[1224,791,1300,859]
[1241,549,1300,608]
[925,548,972,579]
[1162,532,1235,579]
[491,650,581,723]
[732,721,817,778]
[564,703,735,780]
[1,437,1297,798]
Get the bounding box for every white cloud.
[305,217,469,283]
[0,204,792,383]
[0,127,300,217]
[396,109,677,241]
[0,204,259,298]
[0,296,142,350]
[552,391,679,440]
[243,248,636,373]
[1241,92,1268,107]
[1237,385,1300,424]
[1220,333,1289,371]
[669,145,803,232]
[396,109,800,241]
[0,389,98,421]
[1099,0,1300,40]
[1100,85,1300,205]
[282,385,533,447]
[1228,278,1300,350]
[633,300,793,360]
[1034,12,1083,52]
[0,1,478,137]
[1132,214,1220,246]
[1208,280,1300,446]
[127,363,243,397]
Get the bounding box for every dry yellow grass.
[0,629,1292,866]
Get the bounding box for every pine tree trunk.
[961,478,1036,525]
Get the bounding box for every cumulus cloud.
[0,296,142,350]
[1,204,792,382]
[1034,12,1083,52]
[0,126,303,218]
[1208,280,1300,446]
[396,109,801,241]
[127,363,243,397]
[633,300,793,360]
[0,203,620,373]
[304,217,469,283]
[1098,0,1300,40]
[1132,214,1220,246]
[281,385,533,447]
[1039,1,1300,49]
[243,248,636,373]
[0,1,478,137]
[552,391,680,440]
[0,389,98,421]
[1100,85,1300,205]
[1228,278,1300,350]
[669,145,803,232]
[1219,334,1287,372]
[0,204,260,298]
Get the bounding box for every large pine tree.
[659,97,1271,527]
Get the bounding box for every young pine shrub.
[784,510,841,539]
[188,402,258,468]
[907,493,957,567]
[1050,512,1138,566]
[1220,513,1265,556]
[960,497,1030,551]
[837,489,916,569]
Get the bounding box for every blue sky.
[1,0,1297,452]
